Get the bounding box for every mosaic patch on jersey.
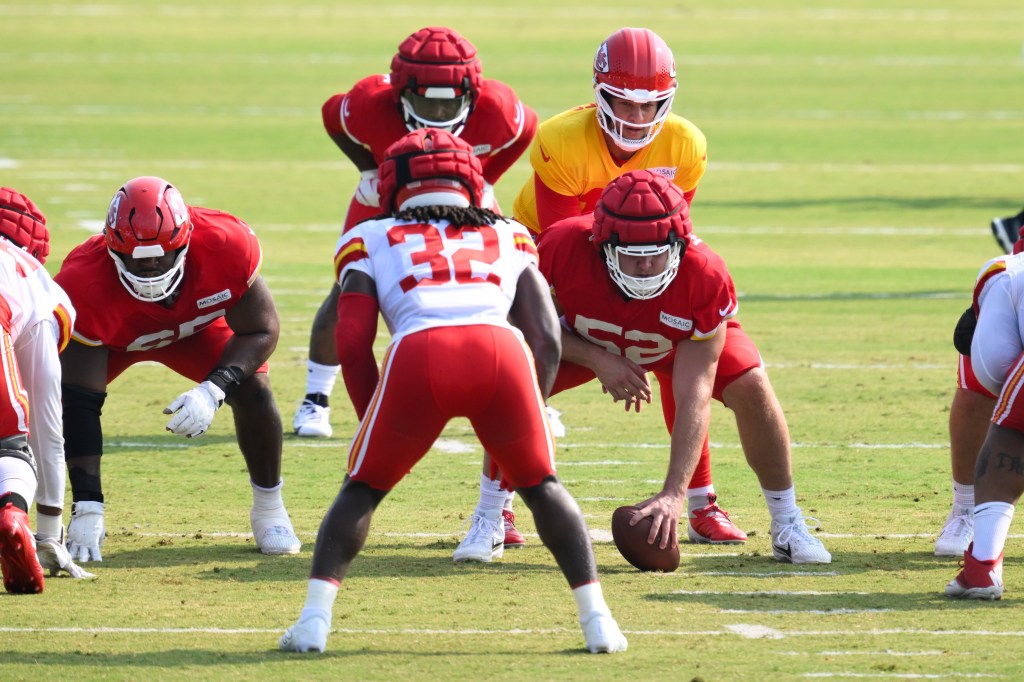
[659,311,692,331]
[198,289,232,309]
[647,167,677,180]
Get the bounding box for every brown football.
[611,505,680,572]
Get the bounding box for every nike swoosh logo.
[773,543,792,558]
[719,301,734,316]
[492,540,503,551]
[540,145,551,163]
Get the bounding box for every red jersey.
[55,207,263,353]
[324,75,535,183]
[537,217,736,375]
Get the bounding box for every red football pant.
[347,325,556,491]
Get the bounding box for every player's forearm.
[216,331,277,378]
[559,329,609,371]
[663,402,709,497]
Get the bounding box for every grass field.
[4,1,1024,679]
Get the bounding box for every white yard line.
[2,625,1023,642]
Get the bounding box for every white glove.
[36,536,96,579]
[481,181,496,210]
[163,381,225,438]
[67,501,105,563]
[354,169,380,207]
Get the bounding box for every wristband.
[204,365,245,399]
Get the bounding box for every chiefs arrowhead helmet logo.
[594,42,609,73]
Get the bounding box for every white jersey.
[971,252,1024,396]
[334,215,539,340]
[0,240,74,344]
[0,239,75,507]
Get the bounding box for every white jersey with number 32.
[334,216,539,340]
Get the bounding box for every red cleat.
[945,543,1003,600]
[0,503,44,594]
[686,494,747,544]
[502,509,526,549]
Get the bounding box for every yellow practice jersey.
[512,103,708,233]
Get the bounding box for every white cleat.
[935,505,974,557]
[770,512,832,564]
[452,513,503,563]
[293,399,332,438]
[280,610,330,653]
[251,507,301,555]
[580,611,628,653]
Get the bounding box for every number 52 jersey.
[334,216,539,340]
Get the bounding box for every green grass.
[3,0,1024,679]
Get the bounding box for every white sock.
[36,511,63,541]
[251,479,285,511]
[762,487,800,522]
[952,480,975,510]
[306,360,340,397]
[302,578,339,621]
[572,581,610,620]
[475,475,507,517]
[972,501,1015,561]
[503,490,516,513]
[686,485,714,514]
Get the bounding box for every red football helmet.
[103,176,192,301]
[593,27,677,152]
[592,170,691,300]
[0,187,50,264]
[377,128,485,213]
[390,26,483,135]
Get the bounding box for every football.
[611,505,680,573]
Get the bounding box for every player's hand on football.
[67,501,106,563]
[354,169,380,207]
[593,354,651,411]
[164,381,225,438]
[36,536,96,578]
[634,493,683,549]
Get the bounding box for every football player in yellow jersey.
[512,27,706,235]
[457,27,823,558]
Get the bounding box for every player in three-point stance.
[945,252,1024,599]
[0,187,92,593]
[55,176,301,563]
